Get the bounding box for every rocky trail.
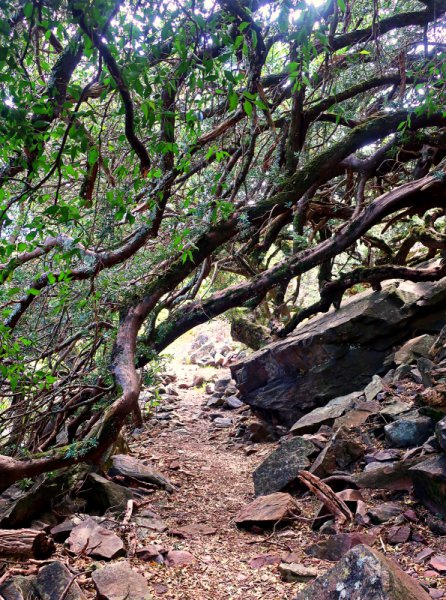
[2,302,446,599]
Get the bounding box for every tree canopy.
[1,0,446,486]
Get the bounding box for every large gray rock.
[35,562,85,600]
[253,437,316,496]
[83,473,133,513]
[436,416,446,452]
[296,544,430,600]
[92,562,150,600]
[290,392,362,434]
[231,279,446,426]
[109,454,174,492]
[409,455,446,516]
[384,413,435,448]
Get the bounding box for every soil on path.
[128,327,319,599]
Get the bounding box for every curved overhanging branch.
[147,170,446,353]
[278,260,446,337]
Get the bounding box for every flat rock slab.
[296,544,431,600]
[253,437,316,497]
[387,525,411,545]
[66,518,124,560]
[235,492,296,529]
[133,514,168,539]
[92,561,150,600]
[279,562,318,582]
[368,502,403,524]
[165,550,196,567]
[231,280,446,426]
[35,561,85,600]
[171,524,217,538]
[290,392,361,435]
[110,454,174,492]
[354,456,424,491]
[429,555,446,573]
[305,532,376,562]
[409,455,446,516]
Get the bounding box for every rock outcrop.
[231,279,446,426]
[296,544,431,600]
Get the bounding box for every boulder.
[253,437,316,497]
[0,476,60,528]
[409,455,446,516]
[35,561,85,600]
[384,414,435,448]
[0,576,38,600]
[92,562,150,600]
[296,544,431,600]
[387,525,411,545]
[368,502,403,524]
[231,279,446,426]
[310,427,363,478]
[83,473,133,513]
[353,456,424,491]
[109,454,174,492]
[235,492,297,529]
[66,518,125,560]
[435,416,446,452]
[305,532,376,562]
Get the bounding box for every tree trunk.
[0,529,55,559]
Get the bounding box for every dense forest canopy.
[0,0,446,486]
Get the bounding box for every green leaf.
[23,2,34,19]
[243,100,252,117]
[228,91,238,111]
[88,148,99,166]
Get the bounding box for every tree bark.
[0,529,55,559]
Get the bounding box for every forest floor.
[104,321,444,600]
[124,324,320,599]
[19,321,445,599]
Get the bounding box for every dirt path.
[128,332,319,599]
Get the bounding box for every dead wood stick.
[0,529,55,559]
[298,470,353,526]
[122,499,134,525]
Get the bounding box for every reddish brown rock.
[170,524,216,538]
[66,518,124,560]
[429,555,446,573]
[414,548,435,563]
[296,544,431,600]
[135,545,166,562]
[165,550,196,567]
[92,561,150,600]
[387,525,411,545]
[279,562,318,582]
[305,532,376,562]
[248,554,281,568]
[235,493,297,529]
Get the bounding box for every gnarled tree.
[1,0,446,488]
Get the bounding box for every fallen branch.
[0,529,55,559]
[298,470,353,527]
